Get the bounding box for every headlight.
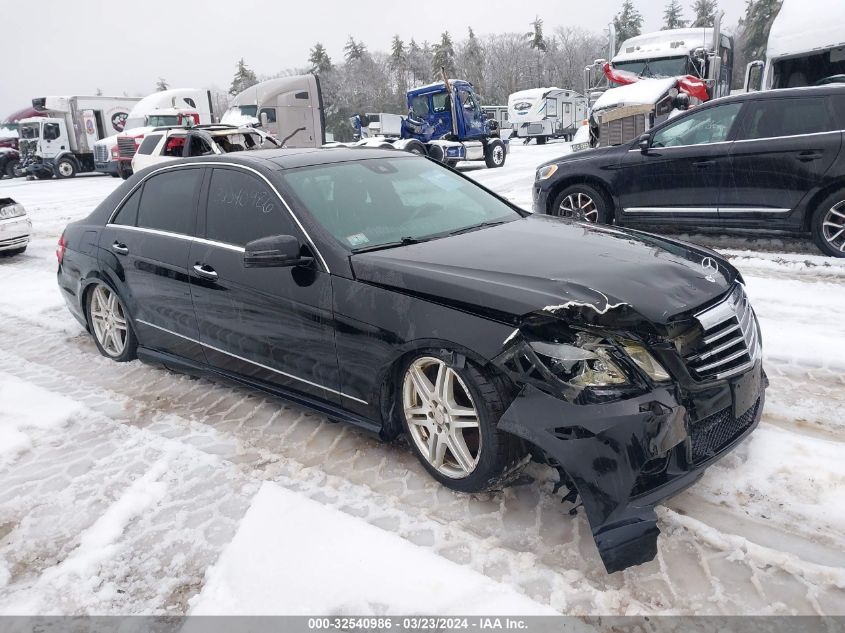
[620,341,670,381]
[536,164,558,180]
[0,203,26,220]
[530,335,628,387]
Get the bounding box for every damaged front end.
[492,285,766,573]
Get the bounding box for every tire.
[445,159,459,168]
[551,183,610,224]
[55,157,77,179]
[404,140,426,156]
[118,162,132,180]
[484,139,506,168]
[5,159,19,178]
[536,136,547,145]
[399,349,527,493]
[111,172,120,178]
[811,190,845,257]
[427,144,445,162]
[86,283,138,362]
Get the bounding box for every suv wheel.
[552,184,609,223]
[87,283,138,361]
[399,350,526,493]
[811,192,845,257]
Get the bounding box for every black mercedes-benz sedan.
[533,85,845,257]
[57,148,765,573]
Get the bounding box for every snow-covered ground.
[1,143,844,615]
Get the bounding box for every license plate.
[571,142,590,152]
[732,364,761,417]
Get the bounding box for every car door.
[188,165,340,403]
[615,101,745,228]
[722,94,843,230]
[456,87,486,139]
[99,166,206,363]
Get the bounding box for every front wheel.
[812,192,845,257]
[118,162,132,180]
[484,140,506,168]
[55,157,77,179]
[5,159,19,178]
[400,351,526,493]
[551,183,610,223]
[87,283,138,361]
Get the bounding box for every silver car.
[0,198,31,256]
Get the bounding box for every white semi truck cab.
[744,0,845,92]
[19,95,140,179]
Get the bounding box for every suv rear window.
[737,97,834,140]
[137,168,201,235]
[137,134,162,155]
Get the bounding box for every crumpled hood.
[350,215,736,326]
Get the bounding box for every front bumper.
[498,360,766,573]
[0,216,32,251]
[94,160,119,176]
[532,181,550,214]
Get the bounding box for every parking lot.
[1,141,844,615]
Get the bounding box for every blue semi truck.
[332,72,508,169]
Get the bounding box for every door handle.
[193,263,218,280]
[111,241,128,255]
[693,160,716,168]
[797,151,823,161]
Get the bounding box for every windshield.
[19,123,40,139]
[773,52,845,89]
[281,157,521,251]
[124,117,145,130]
[146,114,180,127]
[613,56,691,80]
[237,105,258,117]
[0,122,19,135]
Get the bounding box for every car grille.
[117,136,137,159]
[690,397,760,465]
[94,143,110,164]
[686,285,759,381]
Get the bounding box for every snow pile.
[190,482,557,616]
[0,373,80,467]
[766,0,845,59]
[0,127,18,139]
[591,78,677,112]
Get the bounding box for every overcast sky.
[2,0,747,118]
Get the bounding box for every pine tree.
[390,35,406,67]
[308,43,332,75]
[662,0,688,29]
[527,16,547,52]
[614,0,644,47]
[462,27,485,93]
[95,87,103,96]
[690,0,718,27]
[228,58,258,96]
[432,31,456,78]
[344,36,366,63]
[156,77,169,92]
[739,0,783,61]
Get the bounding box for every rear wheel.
[536,136,547,145]
[812,191,845,257]
[551,183,610,223]
[404,140,426,156]
[400,350,527,493]
[4,159,19,178]
[87,283,138,361]
[484,140,506,168]
[55,157,77,179]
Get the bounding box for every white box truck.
[507,88,587,143]
[744,0,845,91]
[18,95,140,179]
[222,75,324,147]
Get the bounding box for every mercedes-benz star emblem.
[701,257,718,282]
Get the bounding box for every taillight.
[57,232,66,264]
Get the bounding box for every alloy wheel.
[822,201,845,253]
[559,192,598,222]
[403,357,482,479]
[58,161,74,177]
[90,285,128,357]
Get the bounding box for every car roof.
[258,146,416,169]
[712,83,845,105]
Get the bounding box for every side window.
[112,186,142,226]
[737,97,834,140]
[187,134,213,156]
[137,169,201,235]
[411,95,429,117]
[162,136,186,157]
[43,123,60,140]
[137,134,162,155]
[432,92,449,113]
[652,102,743,148]
[832,95,845,130]
[259,107,277,123]
[205,168,296,246]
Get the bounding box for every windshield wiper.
[351,236,427,254]
[448,220,508,236]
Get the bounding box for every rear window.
[112,187,141,226]
[137,168,201,235]
[137,134,162,155]
[737,97,834,140]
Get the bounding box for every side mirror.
[744,60,765,92]
[243,235,313,268]
[637,133,651,152]
[260,112,269,127]
[488,119,499,131]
